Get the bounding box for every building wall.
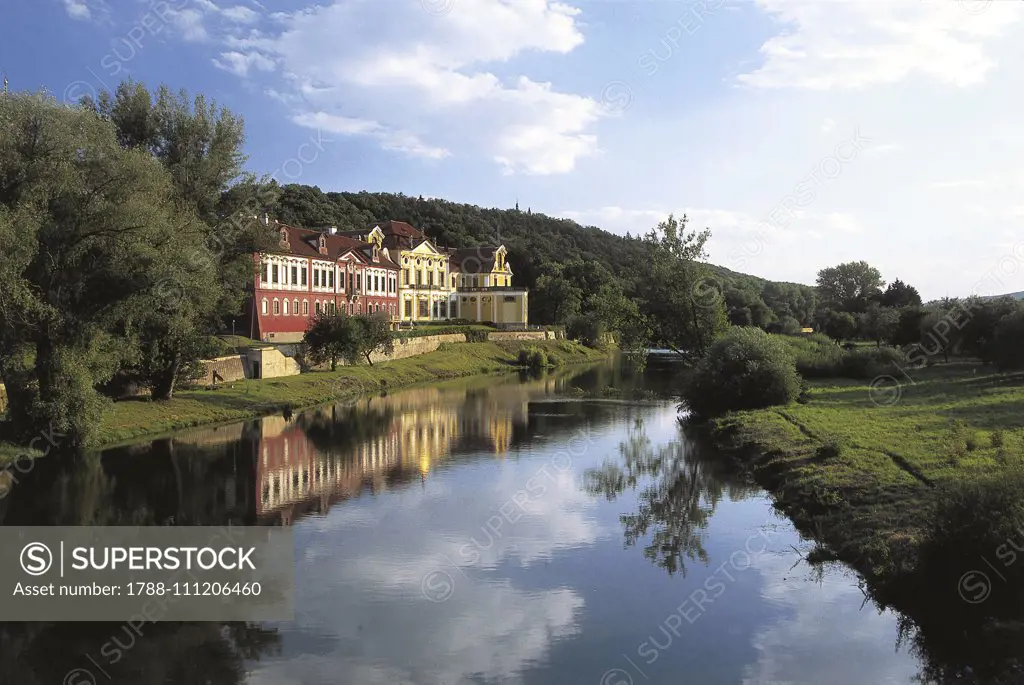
[249,251,399,342]
[397,246,455,322]
[243,348,302,379]
[455,291,528,325]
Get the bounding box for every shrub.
[920,469,1024,608]
[837,347,903,379]
[816,437,844,460]
[682,327,801,418]
[992,428,1006,448]
[517,346,549,370]
[945,420,968,463]
[778,334,903,380]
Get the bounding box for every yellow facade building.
[449,245,528,326]
[340,221,529,327]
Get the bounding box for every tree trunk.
[330,355,337,371]
[364,351,374,367]
[151,356,181,401]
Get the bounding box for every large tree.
[634,215,728,357]
[881,278,922,309]
[816,261,885,313]
[87,81,276,399]
[0,92,183,445]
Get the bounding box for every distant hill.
[267,184,806,289]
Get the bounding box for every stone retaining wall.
[0,383,6,414]
[195,355,248,385]
[487,331,551,341]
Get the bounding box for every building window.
[428,271,434,287]
[261,298,269,315]
[262,263,269,284]
[293,299,299,315]
[418,300,429,318]
[315,302,321,314]
[301,267,307,287]
[273,299,280,315]
[283,299,290,315]
[404,300,412,317]
[504,296,516,303]
[291,266,298,284]
[330,302,336,314]
[303,300,309,316]
[272,264,279,284]
[313,270,320,287]
[328,271,334,288]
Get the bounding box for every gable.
[410,240,441,256]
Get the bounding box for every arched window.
[315,302,321,314]
[283,299,289,316]
[293,299,299,316]
[261,299,269,315]
[302,300,309,316]
[273,299,280,315]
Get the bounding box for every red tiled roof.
[377,220,423,239]
[267,222,397,268]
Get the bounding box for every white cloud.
[204,0,603,172]
[293,112,451,160]
[212,50,276,77]
[62,0,92,20]
[738,0,1024,90]
[822,212,863,234]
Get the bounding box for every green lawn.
[0,339,605,459]
[711,362,1024,578]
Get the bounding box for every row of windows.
[402,300,450,318]
[261,298,397,317]
[261,261,398,294]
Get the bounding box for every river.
[0,355,932,684]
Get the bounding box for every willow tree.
[0,92,182,445]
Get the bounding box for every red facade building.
[244,221,400,343]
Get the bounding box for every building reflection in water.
[250,377,544,525]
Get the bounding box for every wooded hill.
[267,184,819,328]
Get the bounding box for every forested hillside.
[267,184,819,329]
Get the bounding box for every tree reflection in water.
[585,417,757,576]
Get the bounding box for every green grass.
[710,362,1024,580]
[0,339,605,458]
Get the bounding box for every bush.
[920,470,1024,609]
[992,428,1006,448]
[777,334,903,380]
[837,347,903,379]
[682,327,801,418]
[816,437,844,460]
[517,346,549,370]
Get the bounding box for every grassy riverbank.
[709,362,1024,581]
[0,339,607,457]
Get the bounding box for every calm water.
[0,356,928,684]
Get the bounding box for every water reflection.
[585,418,758,575]
[0,359,951,684]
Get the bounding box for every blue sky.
[3,0,1023,299]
